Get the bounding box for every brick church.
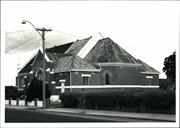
[16,36,159,94]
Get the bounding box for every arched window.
[36,68,43,80]
[105,73,110,85]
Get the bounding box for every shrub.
[60,92,84,108]
[60,89,175,114]
[141,90,175,108]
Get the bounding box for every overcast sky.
[1,1,179,86]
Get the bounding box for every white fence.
[5,99,43,107]
[55,85,159,89]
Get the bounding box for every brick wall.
[71,71,100,85]
[99,66,159,85]
[54,72,70,86]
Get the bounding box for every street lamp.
[22,20,51,109]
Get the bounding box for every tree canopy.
[5,86,20,100]
[26,77,51,102]
[162,51,176,88]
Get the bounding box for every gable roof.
[65,37,91,55]
[31,49,53,67]
[18,53,37,74]
[84,37,139,63]
[54,55,100,73]
[18,36,159,75]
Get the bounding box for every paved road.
[5,108,116,122]
[5,108,169,122]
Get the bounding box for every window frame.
[105,73,110,85]
[83,76,89,85]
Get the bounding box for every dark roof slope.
[46,52,67,66]
[54,55,100,73]
[84,38,139,63]
[137,59,159,73]
[65,37,91,55]
[46,42,73,53]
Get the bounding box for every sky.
[1,1,179,86]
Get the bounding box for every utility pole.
[22,20,51,109]
[37,28,51,109]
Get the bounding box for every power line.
[6,31,40,53]
[6,30,36,51]
[6,29,84,53]
[5,29,32,35]
[21,38,41,49]
[53,30,82,39]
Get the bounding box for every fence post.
[35,98,38,107]
[9,98,12,105]
[16,98,19,106]
[25,99,28,106]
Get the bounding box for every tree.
[5,86,20,100]
[26,77,51,102]
[162,51,176,89]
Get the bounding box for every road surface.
[5,108,116,122]
[5,108,168,122]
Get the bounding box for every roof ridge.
[109,38,118,62]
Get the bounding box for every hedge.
[59,89,175,114]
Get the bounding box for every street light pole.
[37,28,51,109]
[22,20,51,109]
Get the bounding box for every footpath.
[5,105,175,122]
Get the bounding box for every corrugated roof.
[84,38,139,63]
[65,37,91,55]
[54,55,100,73]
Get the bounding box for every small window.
[105,73,110,85]
[146,76,153,85]
[147,78,152,85]
[83,77,89,85]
